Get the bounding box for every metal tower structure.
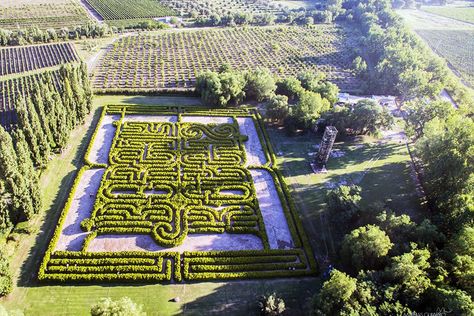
[315,126,338,167]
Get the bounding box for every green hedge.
[39,105,317,283]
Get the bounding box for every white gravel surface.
[251,169,294,249]
[88,233,263,252]
[55,169,105,251]
[237,117,267,167]
[87,114,120,164]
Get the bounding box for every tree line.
[311,0,474,314]
[0,62,92,296]
[0,23,112,47]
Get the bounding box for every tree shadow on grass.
[17,106,103,287]
[175,278,319,316]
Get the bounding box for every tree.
[416,115,474,229]
[312,270,376,315]
[218,70,246,106]
[0,250,12,297]
[425,286,474,315]
[352,56,368,78]
[245,68,276,101]
[403,98,454,139]
[0,181,11,232]
[258,293,286,315]
[15,97,42,165]
[342,225,393,272]
[291,91,330,127]
[276,77,304,102]
[350,99,393,135]
[265,94,289,122]
[384,247,431,303]
[12,130,41,219]
[195,71,222,107]
[326,185,361,224]
[90,297,145,316]
[0,126,27,225]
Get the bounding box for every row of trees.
[0,23,112,47]
[0,62,93,297]
[195,67,340,134]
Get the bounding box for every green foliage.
[245,68,277,102]
[0,251,12,297]
[258,293,286,316]
[384,247,431,302]
[90,297,145,316]
[326,185,361,224]
[265,94,289,122]
[312,269,376,315]
[416,114,474,229]
[403,98,454,139]
[342,225,393,272]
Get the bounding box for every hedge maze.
[39,106,317,282]
[89,119,267,247]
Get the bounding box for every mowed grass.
[0,95,318,316]
[267,127,423,259]
[422,6,474,24]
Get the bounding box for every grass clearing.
[422,6,474,24]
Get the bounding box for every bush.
[258,293,286,316]
[90,297,145,316]
[0,251,12,297]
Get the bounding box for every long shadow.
[175,278,319,316]
[17,106,103,287]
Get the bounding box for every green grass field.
[397,9,474,88]
[0,96,422,315]
[422,6,474,24]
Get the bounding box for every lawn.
[267,127,423,260]
[422,6,474,24]
[0,96,422,315]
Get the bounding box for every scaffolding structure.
[315,126,338,167]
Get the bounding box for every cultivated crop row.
[0,43,79,76]
[0,0,91,30]
[84,0,176,20]
[94,25,358,92]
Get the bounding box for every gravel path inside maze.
[56,113,294,252]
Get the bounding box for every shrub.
[258,293,286,316]
[0,251,12,297]
[90,297,145,316]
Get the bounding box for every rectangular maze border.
[39,105,318,283]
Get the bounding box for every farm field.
[94,25,358,92]
[0,42,82,129]
[84,0,176,21]
[160,0,285,17]
[0,43,79,77]
[0,0,92,30]
[39,104,316,282]
[398,9,474,88]
[422,5,474,24]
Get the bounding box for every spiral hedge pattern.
[39,105,317,283]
